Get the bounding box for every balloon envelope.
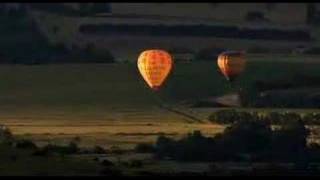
[217,51,246,82]
[137,49,173,90]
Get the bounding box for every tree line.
[79,23,312,41]
[147,118,316,168]
[208,109,320,125]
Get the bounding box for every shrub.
[92,145,107,154]
[134,143,155,153]
[155,131,216,161]
[32,142,79,156]
[14,139,37,149]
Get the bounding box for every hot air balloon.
[217,51,246,82]
[137,49,173,91]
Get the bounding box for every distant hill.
[3,3,320,63]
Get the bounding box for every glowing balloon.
[137,49,173,90]
[217,51,246,82]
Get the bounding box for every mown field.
[0,55,320,149]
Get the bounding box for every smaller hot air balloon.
[137,49,173,91]
[217,51,246,82]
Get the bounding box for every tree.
[271,119,310,164]
[155,135,176,159]
[219,119,272,155]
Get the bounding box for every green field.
[0,55,320,149]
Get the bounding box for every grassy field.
[0,55,320,149]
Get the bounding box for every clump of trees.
[13,139,37,150]
[208,109,320,125]
[32,141,80,157]
[153,118,313,164]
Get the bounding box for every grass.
[0,55,318,116]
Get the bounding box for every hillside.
[26,3,320,62]
[2,3,320,63]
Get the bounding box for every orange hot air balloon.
[137,49,173,91]
[217,51,246,82]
